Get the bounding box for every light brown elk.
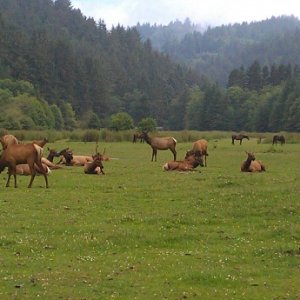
[59,148,93,166]
[163,150,204,171]
[32,138,48,148]
[241,151,266,172]
[188,139,209,167]
[0,143,49,188]
[141,132,177,161]
[84,153,105,175]
[0,134,18,150]
[15,163,51,176]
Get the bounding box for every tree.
[137,117,157,132]
[109,112,134,131]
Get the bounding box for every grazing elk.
[241,151,266,172]
[0,134,18,150]
[84,153,105,175]
[140,132,177,161]
[163,150,204,171]
[0,143,49,188]
[272,135,285,145]
[132,132,144,143]
[232,134,249,145]
[187,139,209,167]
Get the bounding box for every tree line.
[0,0,299,132]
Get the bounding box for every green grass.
[0,138,299,299]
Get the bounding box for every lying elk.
[132,132,144,143]
[0,134,19,150]
[59,148,93,166]
[163,150,204,171]
[272,135,285,145]
[141,132,177,161]
[188,139,209,167]
[84,153,105,175]
[241,151,266,172]
[0,143,49,188]
[232,134,249,145]
[15,163,51,176]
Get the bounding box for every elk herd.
[0,132,286,188]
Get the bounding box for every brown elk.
[187,139,209,167]
[0,134,19,149]
[272,135,285,145]
[232,134,249,145]
[59,148,93,166]
[15,163,51,176]
[140,132,177,161]
[84,153,105,175]
[0,143,49,188]
[32,138,48,148]
[241,151,266,172]
[163,150,204,171]
[132,132,144,143]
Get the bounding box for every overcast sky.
[71,0,300,28]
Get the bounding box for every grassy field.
[0,137,299,299]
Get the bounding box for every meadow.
[0,135,299,299]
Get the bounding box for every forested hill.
[0,0,201,129]
[136,16,300,85]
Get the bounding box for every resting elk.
[84,153,105,175]
[0,134,18,150]
[232,134,249,145]
[0,143,49,188]
[187,139,209,167]
[140,132,177,161]
[163,150,204,171]
[15,163,51,176]
[241,151,266,172]
[272,135,285,145]
[59,148,93,166]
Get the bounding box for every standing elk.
[241,151,266,172]
[140,132,177,161]
[0,134,19,150]
[132,132,144,143]
[187,139,209,167]
[0,143,49,188]
[272,135,285,145]
[32,138,48,148]
[232,134,249,145]
[84,153,105,175]
[163,150,204,171]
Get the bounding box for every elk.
[272,135,285,145]
[15,163,51,176]
[241,151,266,172]
[0,134,18,150]
[232,134,249,145]
[0,143,49,188]
[59,148,93,166]
[32,138,48,148]
[187,139,209,167]
[140,132,177,161]
[132,132,144,143]
[84,153,105,175]
[163,150,204,171]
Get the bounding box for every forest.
[0,0,300,132]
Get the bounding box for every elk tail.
[33,144,43,161]
[172,137,177,144]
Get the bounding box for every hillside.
[136,16,300,85]
[0,0,201,129]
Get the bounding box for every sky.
[71,0,300,29]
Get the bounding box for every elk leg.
[172,149,177,161]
